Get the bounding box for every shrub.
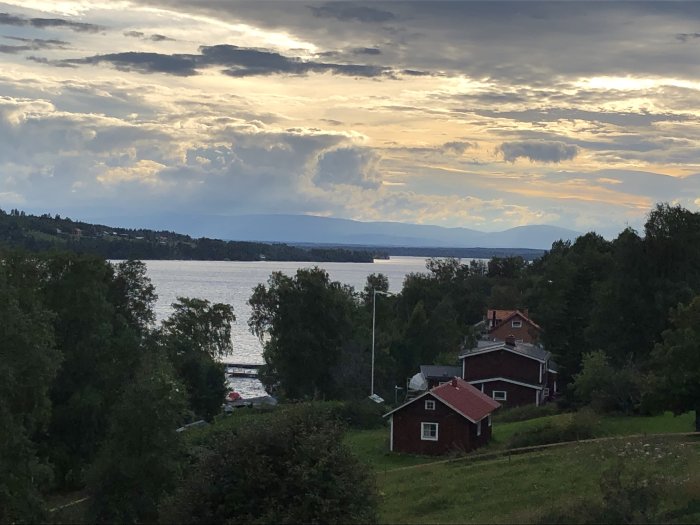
[507,409,599,448]
[160,403,378,524]
[338,399,386,429]
[494,403,560,423]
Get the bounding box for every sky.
[1,1,700,237]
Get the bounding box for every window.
[512,320,522,328]
[421,422,438,441]
[477,420,482,436]
[543,387,550,398]
[492,390,507,401]
[425,399,435,411]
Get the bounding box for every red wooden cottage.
[486,309,542,343]
[460,335,558,407]
[383,377,500,455]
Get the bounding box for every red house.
[486,309,541,343]
[384,377,500,455]
[460,335,558,407]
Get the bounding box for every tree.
[159,297,235,420]
[87,349,186,523]
[572,351,642,414]
[651,296,700,431]
[161,404,377,524]
[249,268,358,400]
[0,252,58,523]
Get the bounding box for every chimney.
[505,334,516,346]
[451,377,457,387]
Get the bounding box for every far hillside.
[0,208,384,263]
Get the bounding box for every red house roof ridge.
[487,308,541,331]
[384,377,500,423]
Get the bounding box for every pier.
[223,362,263,378]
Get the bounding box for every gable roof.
[459,340,551,363]
[384,377,500,423]
[487,309,542,332]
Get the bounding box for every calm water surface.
[144,256,432,397]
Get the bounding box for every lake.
[144,256,433,397]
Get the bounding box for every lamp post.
[371,289,393,401]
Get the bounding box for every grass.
[344,410,698,523]
[375,438,700,524]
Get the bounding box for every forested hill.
[0,208,384,262]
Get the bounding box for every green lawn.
[376,439,700,524]
[344,411,699,523]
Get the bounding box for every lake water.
[144,256,432,397]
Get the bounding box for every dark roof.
[420,365,462,380]
[384,377,500,423]
[459,340,551,362]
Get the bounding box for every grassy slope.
[345,411,698,524]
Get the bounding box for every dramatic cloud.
[500,141,579,163]
[4,1,700,234]
[59,44,400,78]
[314,147,382,189]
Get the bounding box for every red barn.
[460,336,559,407]
[384,377,500,455]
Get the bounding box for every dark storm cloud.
[57,44,408,78]
[308,2,395,23]
[500,141,579,163]
[0,12,103,33]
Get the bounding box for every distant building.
[384,377,500,455]
[484,309,541,343]
[460,335,558,407]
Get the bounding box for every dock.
[223,362,263,378]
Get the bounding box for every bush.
[536,439,694,524]
[160,403,378,524]
[507,409,599,448]
[338,399,386,429]
[494,403,560,423]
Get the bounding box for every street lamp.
[370,289,393,403]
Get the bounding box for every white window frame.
[543,387,550,398]
[511,320,522,328]
[492,390,507,401]
[477,420,482,436]
[425,399,436,411]
[421,422,439,441]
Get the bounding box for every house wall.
[391,394,490,455]
[463,349,541,385]
[477,379,540,407]
[490,315,539,343]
